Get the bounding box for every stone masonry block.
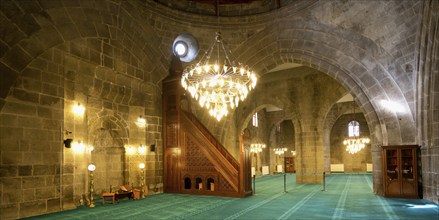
[2,45,33,71]
[22,152,43,164]
[35,26,64,50]
[47,198,61,212]
[2,151,23,164]
[2,177,22,190]
[2,189,23,203]
[22,176,46,189]
[0,204,19,220]
[19,200,47,218]
[42,153,61,164]
[36,187,56,200]
[33,165,56,176]
[0,165,18,177]
[19,165,33,176]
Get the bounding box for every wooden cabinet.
[382,145,419,198]
[285,157,295,173]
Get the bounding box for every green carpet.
[27,174,438,219]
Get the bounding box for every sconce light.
[63,139,73,148]
[73,103,85,116]
[87,146,94,153]
[72,141,85,153]
[135,116,147,128]
[88,163,96,208]
[125,146,136,155]
[138,145,147,155]
[291,151,296,156]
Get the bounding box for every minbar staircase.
[162,56,250,197]
[181,111,240,193]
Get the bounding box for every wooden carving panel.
[184,137,215,172]
[166,123,178,147]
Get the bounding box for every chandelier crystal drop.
[250,143,266,153]
[273,148,287,155]
[344,136,370,154]
[181,32,257,121]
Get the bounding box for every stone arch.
[233,18,416,146]
[87,110,130,194]
[322,101,371,175]
[0,1,169,109]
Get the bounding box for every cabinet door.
[385,149,400,195]
[401,148,416,196]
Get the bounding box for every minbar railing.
[181,111,239,192]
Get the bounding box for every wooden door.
[164,147,180,193]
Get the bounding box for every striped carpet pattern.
[27,174,438,219]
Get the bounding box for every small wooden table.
[102,192,116,204]
[133,189,141,200]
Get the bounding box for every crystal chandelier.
[273,148,287,155]
[250,143,266,153]
[343,102,370,154]
[181,32,257,121]
[344,136,370,154]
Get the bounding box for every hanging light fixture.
[250,143,266,153]
[180,2,257,121]
[181,32,257,121]
[343,102,370,154]
[273,148,287,155]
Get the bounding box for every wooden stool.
[102,192,115,204]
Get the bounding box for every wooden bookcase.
[382,145,419,198]
[285,157,296,173]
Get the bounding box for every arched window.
[252,112,258,127]
[348,121,360,137]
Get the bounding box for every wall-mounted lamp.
[72,141,85,153]
[87,164,96,208]
[125,146,136,155]
[73,103,85,116]
[87,146,94,153]
[138,145,147,155]
[135,116,147,128]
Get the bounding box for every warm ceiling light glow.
[181,32,257,121]
[73,103,85,115]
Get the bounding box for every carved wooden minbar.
[162,56,251,197]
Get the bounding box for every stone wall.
[0,1,165,218]
[1,1,438,219]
